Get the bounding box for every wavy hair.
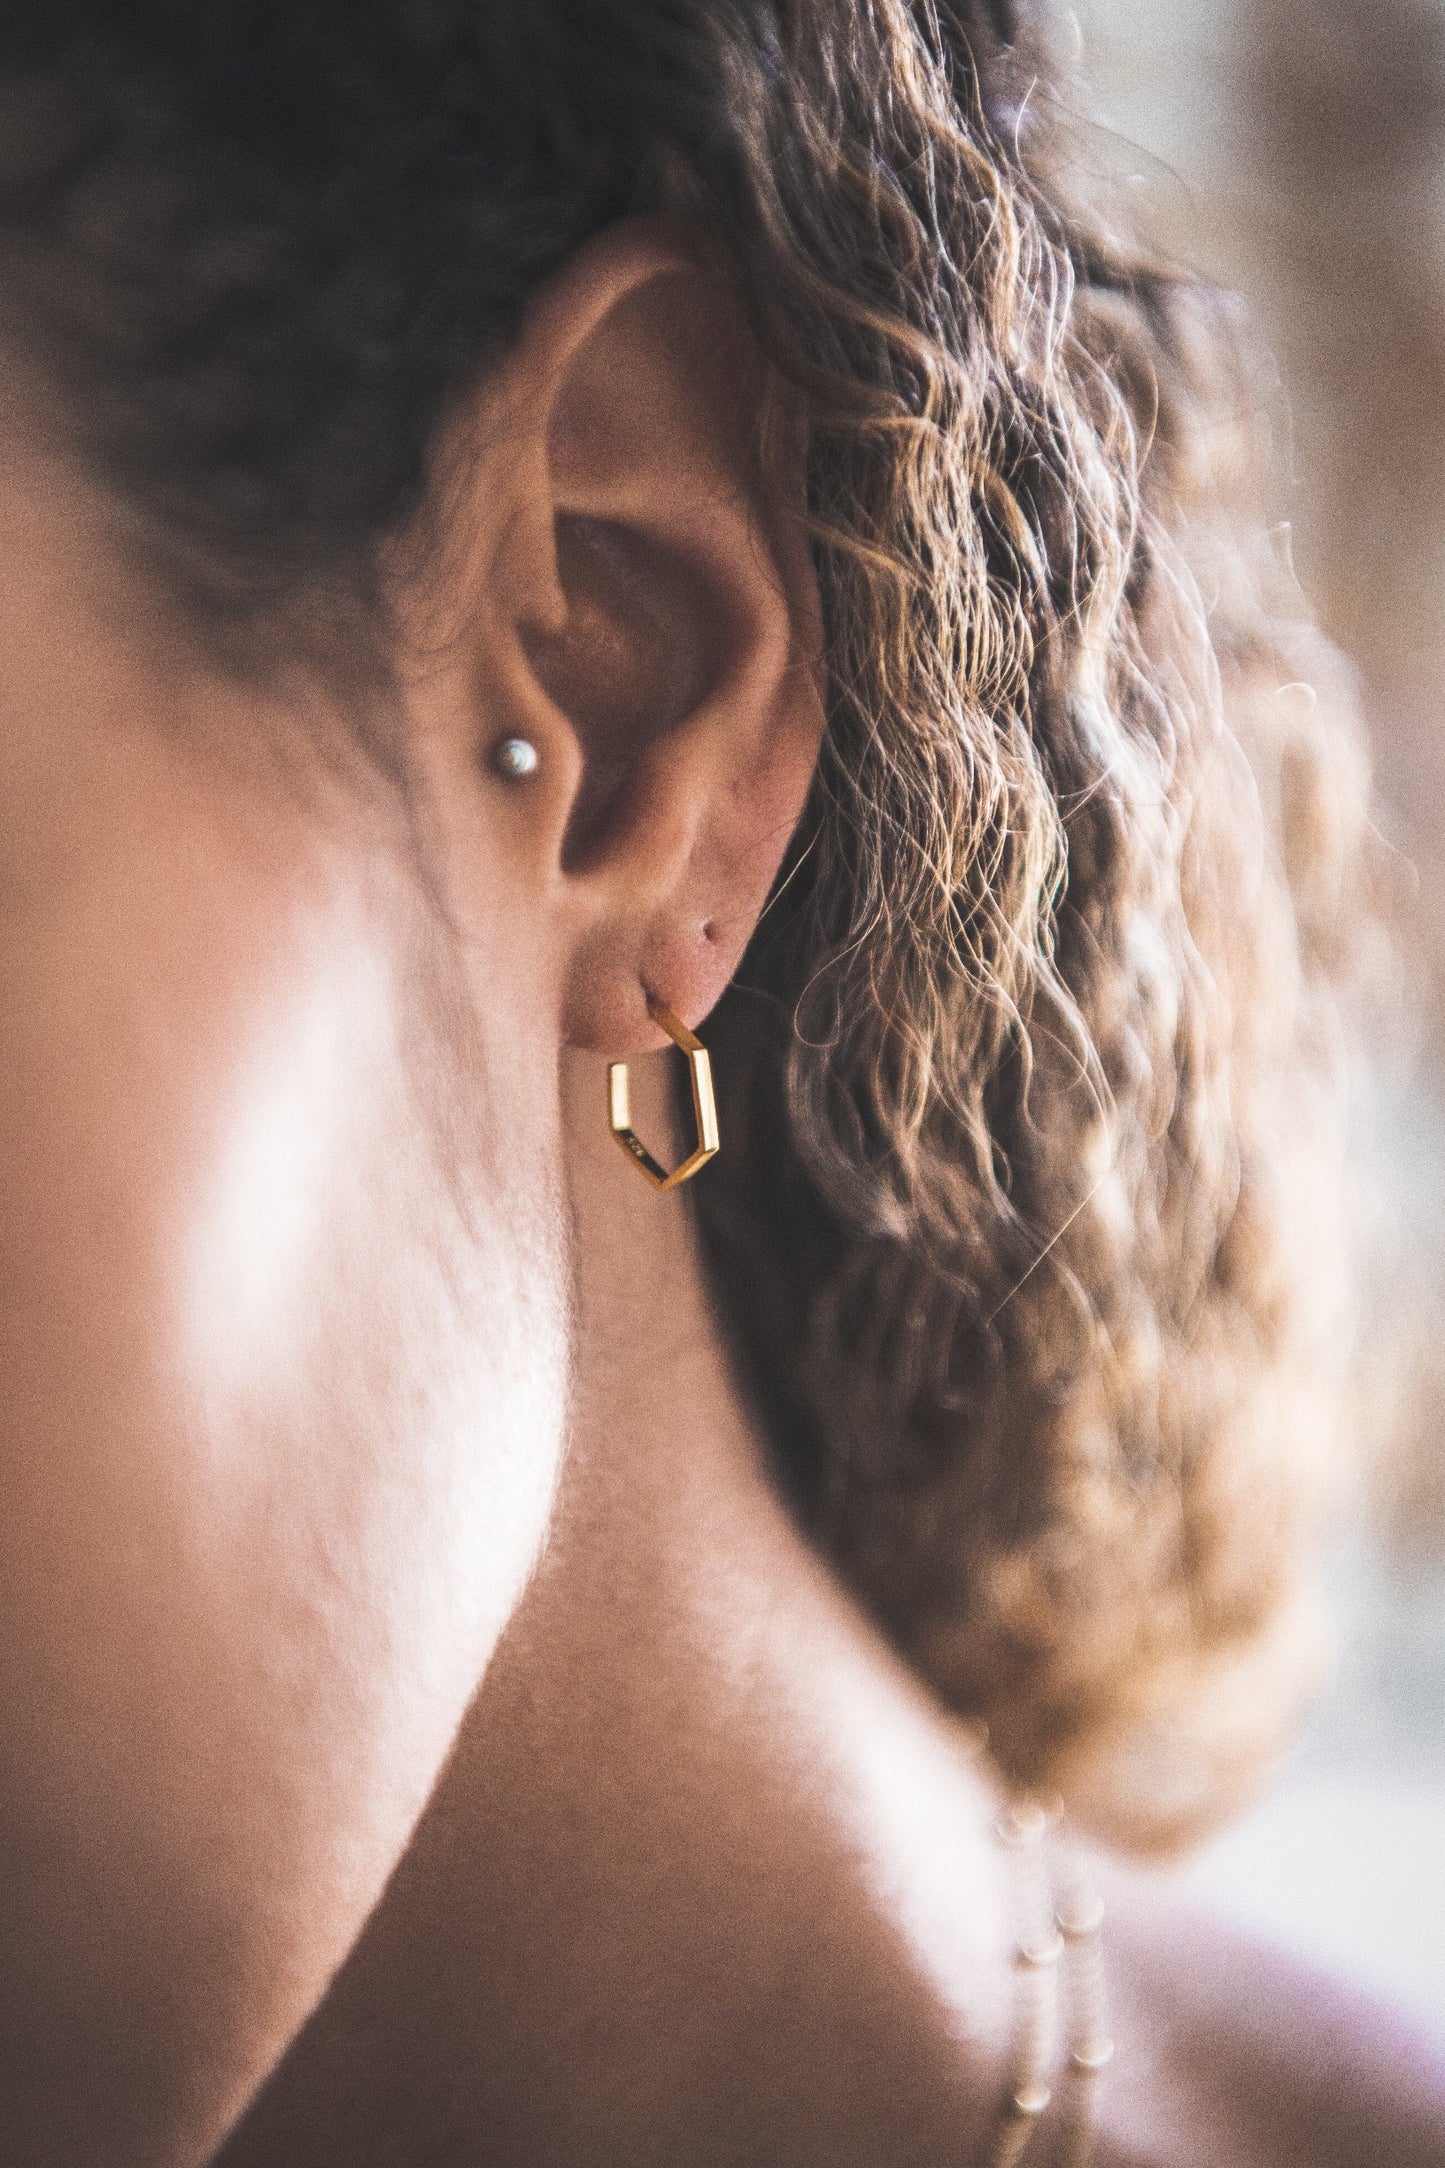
[0,0,1375,1844]
[690,1,1374,1845]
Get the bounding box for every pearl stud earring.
[492,735,539,781]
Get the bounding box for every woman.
[0,0,1434,2162]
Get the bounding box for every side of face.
[0,414,575,2160]
[0,218,823,2164]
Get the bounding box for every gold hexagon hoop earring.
[608,998,720,1191]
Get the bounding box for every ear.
[402,219,825,1055]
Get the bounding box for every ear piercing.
[492,735,539,780]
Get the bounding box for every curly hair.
[0,0,1374,1846]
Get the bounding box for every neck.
[221,1046,1014,2164]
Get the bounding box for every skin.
[0,220,824,2166]
[0,390,571,2161]
[219,1057,1020,2168]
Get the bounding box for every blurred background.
[1065,0,1445,2035]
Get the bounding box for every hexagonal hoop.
[608,1000,720,1191]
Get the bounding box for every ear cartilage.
[492,735,540,780]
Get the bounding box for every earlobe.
[412,218,825,1060]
